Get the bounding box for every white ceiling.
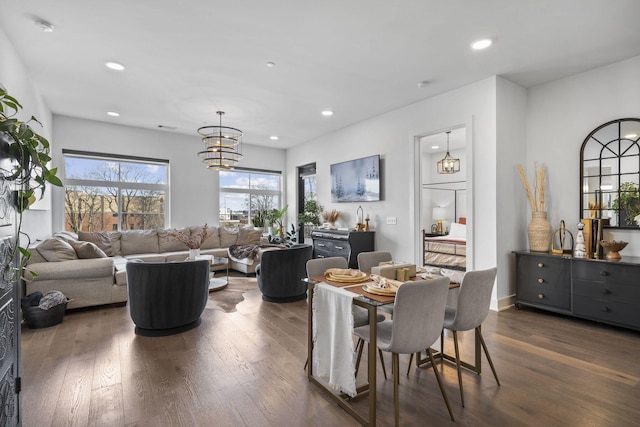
[1,1,639,150]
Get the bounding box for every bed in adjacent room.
[423,220,466,271]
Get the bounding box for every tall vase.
[528,211,552,252]
[188,248,201,260]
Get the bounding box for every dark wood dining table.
[304,274,466,426]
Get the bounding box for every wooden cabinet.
[311,230,374,269]
[515,253,571,312]
[514,251,640,331]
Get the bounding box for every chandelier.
[197,111,243,170]
[437,131,460,174]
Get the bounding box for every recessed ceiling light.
[471,39,492,50]
[105,61,125,71]
[266,62,275,67]
[107,111,120,117]
[417,81,429,88]
[624,133,638,139]
[270,135,279,140]
[35,19,54,32]
[431,145,440,150]
[322,110,333,116]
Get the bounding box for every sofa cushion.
[78,231,114,256]
[108,231,122,256]
[237,227,263,245]
[24,258,114,281]
[120,230,159,255]
[189,225,220,249]
[36,238,78,262]
[53,230,78,242]
[158,228,190,252]
[219,227,238,247]
[68,240,108,259]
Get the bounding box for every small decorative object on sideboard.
[551,220,573,256]
[574,222,587,258]
[599,240,628,260]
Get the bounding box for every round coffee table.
[207,256,229,291]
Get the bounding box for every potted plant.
[252,209,266,230]
[266,204,288,238]
[1,88,63,281]
[611,182,640,226]
[298,200,323,238]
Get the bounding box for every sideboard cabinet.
[310,230,374,269]
[514,251,640,331]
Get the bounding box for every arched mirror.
[580,118,640,229]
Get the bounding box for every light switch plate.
[386,216,397,225]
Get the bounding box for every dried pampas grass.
[517,163,546,212]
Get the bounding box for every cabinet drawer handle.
[538,293,544,299]
[537,263,544,268]
[602,306,610,312]
[317,243,325,247]
[537,278,544,284]
[601,289,611,295]
[600,271,609,276]
[335,246,344,250]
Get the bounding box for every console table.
[310,230,375,269]
[514,251,640,331]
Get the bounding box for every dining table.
[304,272,469,426]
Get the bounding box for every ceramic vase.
[188,248,201,260]
[528,211,551,252]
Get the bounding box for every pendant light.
[197,111,243,170]
[437,131,460,174]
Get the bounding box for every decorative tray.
[325,268,368,283]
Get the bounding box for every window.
[219,168,281,227]
[63,151,169,232]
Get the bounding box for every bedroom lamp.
[433,207,446,234]
[197,111,243,171]
[437,131,460,174]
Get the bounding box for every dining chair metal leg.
[393,353,400,427]
[379,349,388,380]
[427,348,455,421]
[406,353,414,376]
[476,327,500,386]
[452,330,465,406]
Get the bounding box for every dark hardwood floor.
[21,275,640,426]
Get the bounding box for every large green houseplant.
[0,88,63,280]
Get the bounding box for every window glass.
[219,169,281,227]
[64,153,168,231]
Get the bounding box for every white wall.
[51,115,286,235]
[527,55,640,256]
[0,27,53,240]
[286,77,501,296]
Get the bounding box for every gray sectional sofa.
[25,226,265,309]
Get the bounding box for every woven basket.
[528,211,551,252]
[23,302,67,329]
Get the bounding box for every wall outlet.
[386,216,397,225]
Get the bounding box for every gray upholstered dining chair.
[442,267,500,407]
[358,251,394,316]
[357,251,392,273]
[305,257,387,376]
[353,277,454,425]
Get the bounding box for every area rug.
[206,274,257,313]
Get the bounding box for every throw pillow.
[196,226,221,249]
[36,238,78,262]
[219,227,239,247]
[78,231,114,256]
[68,240,108,259]
[237,227,262,245]
[157,228,190,252]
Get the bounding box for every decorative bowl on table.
[600,240,628,260]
